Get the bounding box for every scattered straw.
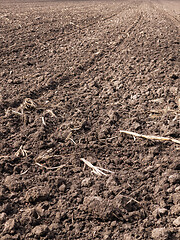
[119,130,180,144]
[15,145,28,157]
[80,158,113,176]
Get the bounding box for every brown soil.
[0,0,180,239]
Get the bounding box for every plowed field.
[0,0,180,239]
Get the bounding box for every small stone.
[35,205,44,217]
[81,178,92,187]
[153,207,168,217]
[0,212,6,224]
[3,218,16,233]
[111,221,117,227]
[0,186,6,200]
[173,193,180,205]
[0,234,12,240]
[4,175,24,192]
[123,234,132,240]
[152,228,169,239]
[175,186,180,192]
[169,174,180,185]
[173,216,180,227]
[7,79,13,84]
[49,223,59,231]
[32,225,48,237]
[83,196,122,221]
[59,184,66,192]
[25,186,49,203]
[104,235,110,240]
[158,208,168,215]
[171,205,180,215]
[106,175,118,187]
[169,87,178,95]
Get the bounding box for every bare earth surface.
[0,0,180,239]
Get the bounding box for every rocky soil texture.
[0,0,180,239]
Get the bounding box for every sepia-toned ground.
[0,0,180,239]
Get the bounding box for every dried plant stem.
[119,130,180,144]
[35,162,65,170]
[45,109,57,118]
[20,169,29,175]
[41,116,46,126]
[15,145,28,157]
[80,158,113,176]
[69,138,77,145]
[119,194,141,205]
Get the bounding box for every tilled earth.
[0,0,180,239]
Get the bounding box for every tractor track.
[3,8,144,107]
[151,0,180,31]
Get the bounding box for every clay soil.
[0,0,180,239]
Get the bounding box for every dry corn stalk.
[119,130,180,144]
[80,158,114,176]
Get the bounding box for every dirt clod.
[31,224,49,237]
[151,228,169,240]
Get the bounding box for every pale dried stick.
[65,132,72,141]
[69,138,77,145]
[35,162,66,170]
[119,130,180,144]
[5,108,22,117]
[15,145,28,157]
[118,194,141,205]
[11,110,22,116]
[41,116,46,126]
[45,109,57,118]
[80,158,113,176]
[20,169,29,175]
[35,151,65,170]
